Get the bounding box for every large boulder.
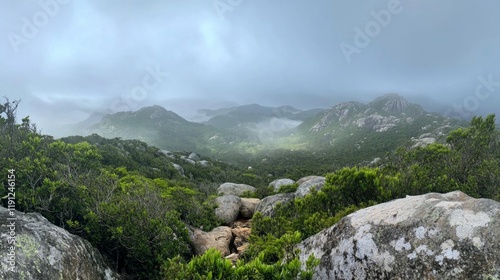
[239,198,260,218]
[187,226,233,257]
[255,193,295,217]
[297,191,500,279]
[296,175,323,186]
[295,176,325,198]
[269,178,295,192]
[0,207,119,280]
[215,195,242,224]
[172,163,185,176]
[188,152,201,161]
[218,183,256,197]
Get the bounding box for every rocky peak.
[310,102,366,132]
[369,93,409,113]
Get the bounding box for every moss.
[16,234,42,274]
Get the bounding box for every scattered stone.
[172,163,185,176]
[215,195,242,224]
[269,178,295,192]
[239,198,260,218]
[187,226,233,257]
[295,177,326,198]
[198,160,211,167]
[188,152,201,161]
[218,183,257,197]
[255,193,295,217]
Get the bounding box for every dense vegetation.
[248,115,500,260]
[1,98,499,279]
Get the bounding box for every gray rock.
[183,158,196,165]
[269,178,295,192]
[215,195,242,224]
[188,152,201,161]
[412,137,436,148]
[198,160,211,167]
[0,207,119,280]
[255,193,295,217]
[239,198,261,218]
[187,226,233,257]
[297,191,500,279]
[295,177,326,198]
[172,163,185,176]
[218,183,256,197]
[296,176,324,186]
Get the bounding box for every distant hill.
[84,105,248,153]
[199,104,325,129]
[76,95,467,167]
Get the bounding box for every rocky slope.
[297,191,500,279]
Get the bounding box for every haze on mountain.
[1,0,500,137]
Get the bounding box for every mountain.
[84,105,248,153]
[78,94,467,167]
[289,93,466,163]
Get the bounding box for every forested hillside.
[1,98,499,279]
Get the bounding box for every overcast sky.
[1,0,500,135]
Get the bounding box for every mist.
[1,0,500,136]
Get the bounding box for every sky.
[1,0,500,136]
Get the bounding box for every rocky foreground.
[297,191,500,279]
[1,181,499,279]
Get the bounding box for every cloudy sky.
[1,0,500,135]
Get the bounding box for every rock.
[296,176,324,186]
[255,193,295,217]
[295,177,326,198]
[239,198,260,218]
[310,102,366,132]
[225,253,239,264]
[187,226,233,257]
[269,178,295,192]
[297,191,500,279]
[198,160,211,167]
[159,150,173,156]
[412,137,436,148]
[215,195,242,224]
[355,114,399,132]
[172,163,185,176]
[183,158,196,165]
[232,227,251,253]
[0,207,119,280]
[218,183,257,197]
[188,152,201,161]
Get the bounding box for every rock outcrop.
[188,226,233,257]
[297,191,500,279]
[295,176,326,198]
[255,193,295,217]
[218,183,257,197]
[215,195,242,224]
[0,207,119,280]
